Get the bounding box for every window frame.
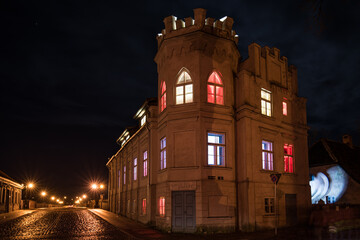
[261,88,272,117]
[262,140,274,171]
[207,71,224,105]
[207,132,226,166]
[143,151,148,177]
[160,137,166,170]
[284,143,294,173]
[175,69,193,105]
[142,198,147,215]
[160,81,166,112]
[159,197,165,217]
[282,99,288,116]
[123,166,126,185]
[133,158,138,181]
[264,197,275,215]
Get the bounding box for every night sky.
[1,0,359,198]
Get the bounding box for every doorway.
[285,194,297,225]
[172,191,196,232]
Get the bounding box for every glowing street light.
[41,191,47,197]
[27,183,35,189]
[91,183,98,189]
[100,184,104,189]
[82,194,87,199]
[51,196,55,201]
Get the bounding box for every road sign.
[270,173,281,184]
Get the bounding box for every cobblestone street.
[0,207,128,240]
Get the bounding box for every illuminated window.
[141,115,146,126]
[143,151,148,176]
[133,158,137,181]
[207,71,224,105]
[207,133,225,166]
[284,144,294,173]
[142,198,147,215]
[123,166,126,184]
[176,70,193,104]
[282,100,288,116]
[159,197,165,216]
[261,89,272,116]
[160,137,166,169]
[160,81,167,112]
[262,140,273,170]
[265,198,275,214]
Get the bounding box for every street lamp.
[25,183,35,209]
[41,191,47,197]
[51,196,55,201]
[82,194,87,199]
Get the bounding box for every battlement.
[156,8,239,48]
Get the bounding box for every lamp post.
[25,183,35,209]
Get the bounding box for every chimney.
[342,134,353,148]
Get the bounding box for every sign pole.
[270,173,281,237]
[275,182,277,236]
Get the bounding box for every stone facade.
[107,8,310,232]
[0,170,23,213]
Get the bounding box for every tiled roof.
[309,139,360,183]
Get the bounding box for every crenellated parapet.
[241,43,298,94]
[156,8,239,48]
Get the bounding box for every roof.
[309,138,360,183]
[0,170,23,188]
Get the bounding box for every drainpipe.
[233,74,240,231]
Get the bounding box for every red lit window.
[207,71,224,105]
[160,137,166,169]
[282,101,288,116]
[143,151,148,177]
[159,197,165,216]
[160,81,166,112]
[142,198,147,215]
[284,144,294,173]
[262,140,273,170]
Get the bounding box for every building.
[0,170,23,213]
[107,8,310,232]
[309,135,360,205]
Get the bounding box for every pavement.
[0,209,36,224]
[2,208,359,239]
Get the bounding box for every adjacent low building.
[107,9,311,232]
[0,170,23,213]
[309,135,360,205]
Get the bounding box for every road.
[0,207,129,240]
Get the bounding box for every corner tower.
[153,9,241,232]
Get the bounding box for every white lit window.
[283,97,288,116]
[265,198,275,214]
[123,166,126,184]
[143,151,148,176]
[133,158,137,181]
[160,137,166,169]
[141,115,146,126]
[176,70,193,104]
[261,89,272,116]
[159,197,165,216]
[262,140,273,170]
[207,133,225,166]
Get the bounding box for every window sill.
[158,168,168,173]
[260,169,277,173]
[204,166,232,170]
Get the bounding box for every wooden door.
[172,191,196,232]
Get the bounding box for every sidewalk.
[0,209,36,224]
[89,209,317,240]
[89,208,165,239]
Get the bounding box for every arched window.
[160,81,166,112]
[175,70,193,104]
[207,71,224,105]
